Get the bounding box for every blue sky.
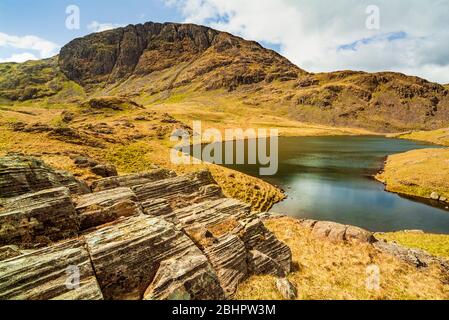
[0,0,179,42]
[1,0,448,83]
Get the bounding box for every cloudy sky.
[1,0,448,83]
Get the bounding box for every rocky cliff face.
[58,22,303,90]
[0,155,292,300]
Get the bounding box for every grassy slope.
[376,148,449,202]
[236,218,449,300]
[377,129,449,256]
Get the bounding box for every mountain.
[1,22,449,132]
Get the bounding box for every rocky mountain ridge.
[1,22,449,131]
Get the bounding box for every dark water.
[204,136,449,233]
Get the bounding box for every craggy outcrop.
[0,155,291,300]
[58,22,302,90]
[132,170,223,209]
[172,198,292,296]
[75,187,143,230]
[84,215,223,300]
[0,187,79,247]
[297,219,376,244]
[0,239,103,300]
[0,154,89,199]
[90,169,176,192]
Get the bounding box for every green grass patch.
[104,141,155,174]
[377,232,449,258]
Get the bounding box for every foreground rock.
[144,249,225,300]
[132,170,223,209]
[0,239,103,300]
[90,169,176,192]
[0,187,79,247]
[0,155,292,300]
[298,219,376,244]
[75,187,142,230]
[275,278,298,300]
[173,199,292,297]
[0,154,89,199]
[85,215,224,300]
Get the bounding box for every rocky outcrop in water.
[0,155,292,300]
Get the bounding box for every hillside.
[1,22,449,132]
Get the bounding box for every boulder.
[0,187,79,247]
[431,192,440,200]
[203,234,249,297]
[312,221,347,242]
[0,239,103,300]
[75,187,142,230]
[345,225,376,243]
[144,249,225,300]
[0,154,89,198]
[91,164,118,178]
[300,220,376,244]
[275,278,297,300]
[132,170,223,209]
[84,215,207,300]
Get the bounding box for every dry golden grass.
[235,218,449,300]
[398,128,449,147]
[376,148,449,201]
[2,95,374,212]
[0,102,287,211]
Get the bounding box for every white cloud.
[87,21,125,33]
[165,0,449,83]
[0,52,39,63]
[0,32,59,61]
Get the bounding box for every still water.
[209,136,449,233]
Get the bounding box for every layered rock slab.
[173,199,292,296]
[203,234,249,297]
[90,169,176,192]
[0,239,103,300]
[75,187,143,230]
[144,248,225,300]
[0,187,79,247]
[0,154,89,199]
[84,215,223,300]
[132,170,223,210]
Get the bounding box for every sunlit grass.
[377,232,449,259]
